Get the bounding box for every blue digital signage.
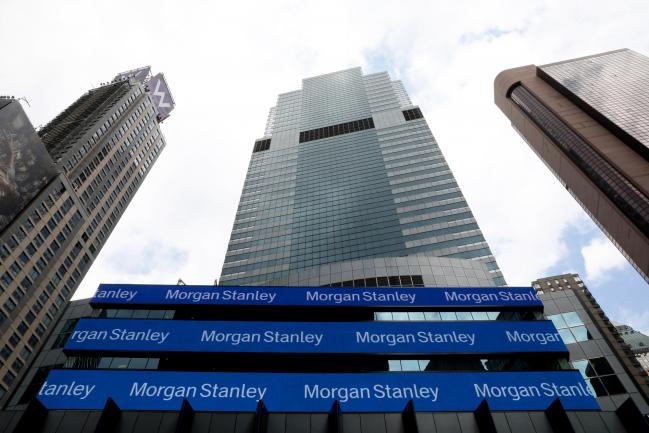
[65,319,567,354]
[91,284,541,309]
[37,369,598,412]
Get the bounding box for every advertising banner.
[65,319,567,354]
[0,101,58,232]
[147,73,174,121]
[91,284,542,309]
[37,369,598,412]
[113,66,151,83]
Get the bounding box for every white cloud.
[1,0,647,300]
[581,236,627,285]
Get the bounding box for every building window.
[253,138,271,153]
[548,312,591,343]
[402,108,423,121]
[299,117,375,143]
[572,357,626,396]
[3,372,15,386]
[52,318,79,349]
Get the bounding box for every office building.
[615,323,649,374]
[533,274,649,412]
[221,67,505,288]
[0,67,174,404]
[495,49,649,283]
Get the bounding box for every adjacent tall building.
[616,323,649,375]
[0,67,174,403]
[533,274,649,412]
[221,67,505,289]
[495,49,649,283]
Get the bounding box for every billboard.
[65,319,567,355]
[113,66,151,83]
[38,369,598,412]
[91,284,542,309]
[0,101,58,232]
[147,73,175,121]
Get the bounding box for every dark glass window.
[402,108,423,121]
[299,117,375,143]
[572,357,626,396]
[253,138,271,153]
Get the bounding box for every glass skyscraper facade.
[221,67,504,287]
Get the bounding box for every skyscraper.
[221,67,504,288]
[0,67,174,403]
[494,49,649,283]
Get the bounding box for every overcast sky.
[2,0,648,331]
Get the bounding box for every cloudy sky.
[2,0,648,331]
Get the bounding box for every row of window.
[0,184,68,260]
[0,208,84,320]
[298,118,375,143]
[65,356,160,370]
[80,116,163,256]
[573,357,626,396]
[77,107,156,209]
[402,108,423,121]
[64,86,145,173]
[548,312,592,344]
[0,187,95,380]
[253,138,271,153]
[389,357,568,372]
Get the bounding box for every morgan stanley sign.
[38,370,598,412]
[65,319,567,355]
[91,284,542,309]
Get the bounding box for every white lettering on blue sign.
[39,381,95,400]
[474,382,593,401]
[129,382,267,401]
[199,330,323,347]
[94,288,138,302]
[91,285,543,309]
[356,331,476,346]
[505,331,561,345]
[37,370,599,412]
[65,319,567,354]
[497,290,540,302]
[303,384,439,403]
[305,290,416,304]
[70,329,170,344]
[165,289,276,304]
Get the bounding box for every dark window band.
[299,117,375,143]
[323,275,425,288]
[510,85,649,237]
[403,108,423,121]
[253,138,271,153]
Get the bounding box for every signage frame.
[90,284,543,311]
[37,369,599,412]
[64,318,568,356]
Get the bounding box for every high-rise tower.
[495,49,649,283]
[221,67,504,288]
[0,67,174,402]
